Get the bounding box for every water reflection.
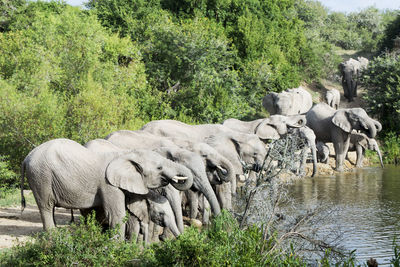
[287,166,400,265]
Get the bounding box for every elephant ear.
[254,120,281,139]
[332,110,352,133]
[106,154,149,195]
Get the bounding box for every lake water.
[287,165,400,265]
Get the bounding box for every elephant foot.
[335,166,344,172]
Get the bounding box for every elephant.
[325,89,340,109]
[287,126,318,177]
[306,103,378,172]
[222,115,317,177]
[262,86,313,116]
[347,132,384,168]
[141,120,268,210]
[339,57,368,102]
[21,138,193,238]
[125,189,180,244]
[316,141,330,164]
[222,114,306,140]
[104,131,233,219]
[357,56,369,70]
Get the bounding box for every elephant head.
[262,92,279,115]
[153,146,221,222]
[191,142,235,185]
[106,149,194,194]
[332,108,377,139]
[254,114,306,140]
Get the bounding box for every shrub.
[0,2,159,174]
[361,52,400,135]
[381,132,400,165]
[0,213,141,266]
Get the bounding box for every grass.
[0,188,36,208]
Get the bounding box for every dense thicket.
[296,0,398,53]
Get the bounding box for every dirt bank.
[0,191,79,250]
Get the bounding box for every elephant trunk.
[373,119,382,132]
[167,163,194,191]
[376,146,384,168]
[163,185,184,233]
[197,180,221,216]
[365,120,377,139]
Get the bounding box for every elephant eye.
[157,166,163,170]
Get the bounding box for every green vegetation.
[0,211,353,266]
[361,51,400,164]
[1,0,400,264]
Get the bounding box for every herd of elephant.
[20,58,382,243]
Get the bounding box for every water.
[287,165,400,265]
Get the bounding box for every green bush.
[0,156,18,193]
[0,2,160,174]
[0,211,310,266]
[379,12,400,52]
[381,132,400,165]
[361,53,400,135]
[0,213,141,266]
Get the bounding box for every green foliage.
[379,12,400,52]
[0,156,18,193]
[0,1,160,173]
[361,53,400,135]
[392,238,400,267]
[144,211,274,266]
[0,213,141,266]
[381,132,400,165]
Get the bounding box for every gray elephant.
[125,189,180,243]
[306,103,378,171]
[83,139,184,241]
[104,131,231,224]
[262,86,313,116]
[316,141,330,164]
[21,138,193,238]
[325,89,340,109]
[141,120,267,210]
[347,132,384,168]
[222,115,317,177]
[339,57,368,102]
[222,114,306,140]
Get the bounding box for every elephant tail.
[20,160,26,214]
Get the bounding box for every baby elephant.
[347,132,384,168]
[325,89,340,109]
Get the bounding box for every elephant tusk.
[216,165,228,175]
[172,176,188,182]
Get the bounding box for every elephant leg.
[126,215,140,242]
[101,186,126,239]
[141,222,149,245]
[187,190,199,219]
[334,135,350,172]
[202,196,211,225]
[37,205,56,231]
[216,182,232,211]
[355,146,364,168]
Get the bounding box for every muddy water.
[288,165,400,265]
